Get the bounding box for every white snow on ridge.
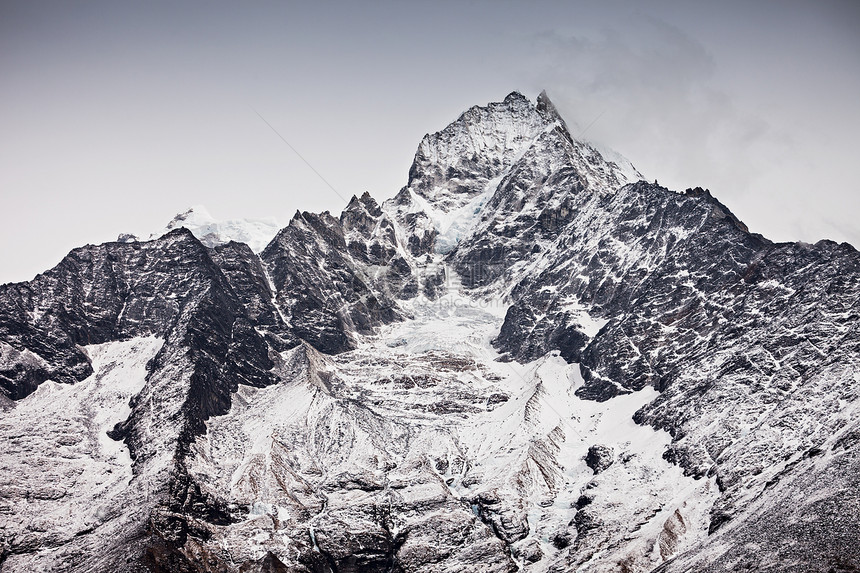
[587,140,644,185]
[147,205,283,253]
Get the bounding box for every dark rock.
[551,530,573,549]
[575,494,594,509]
[574,508,602,535]
[585,445,614,474]
[512,538,543,563]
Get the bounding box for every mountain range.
[1,91,858,572]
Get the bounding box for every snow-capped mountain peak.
[3,91,858,573]
[148,205,282,253]
[405,91,554,212]
[387,91,643,261]
[164,204,217,230]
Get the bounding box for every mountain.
[131,205,284,254]
[1,91,858,573]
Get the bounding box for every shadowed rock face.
[1,92,858,572]
[585,445,614,474]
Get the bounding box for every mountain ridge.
[1,91,858,573]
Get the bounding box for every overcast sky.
[2,0,858,284]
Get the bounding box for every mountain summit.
[147,205,282,253]
[1,92,858,573]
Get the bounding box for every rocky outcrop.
[585,445,614,474]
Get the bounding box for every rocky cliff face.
[1,92,858,573]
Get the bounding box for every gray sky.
[2,0,858,284]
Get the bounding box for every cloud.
[521,15,787,200]
[508,11,860,245]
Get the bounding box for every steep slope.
[1,91,858,573]
[0,228,287,570]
